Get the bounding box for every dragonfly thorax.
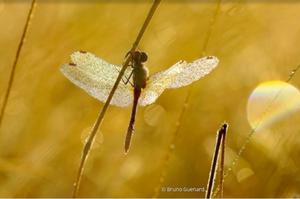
[133,64,149,89]
[130,51,149,89]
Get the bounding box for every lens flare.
[247,80,300,130]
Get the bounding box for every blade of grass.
[153,0,222,197]
[201,0,222,57]
[0,0,36,128]
[212,64,300,197]
[153,90,192,197]
[72,0,161,197]
[205,123,228,199]
[219,122,227,198]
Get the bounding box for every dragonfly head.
[133,51,148,63]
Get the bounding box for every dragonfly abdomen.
[125,87,142,153]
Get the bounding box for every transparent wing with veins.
[60,51,133,107]
[61,51,219,107]
[139,56,219,106]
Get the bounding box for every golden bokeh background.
[0,0,300,197]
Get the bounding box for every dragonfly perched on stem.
[61,50,219,153]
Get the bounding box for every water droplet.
[237,168,254,182]
[81,127,104,149]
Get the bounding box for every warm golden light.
[247,80,300,130]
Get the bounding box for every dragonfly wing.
[61,51,133,107]
[168,56,219,88]
[139,56,219,106]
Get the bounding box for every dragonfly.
[60,50,219,153]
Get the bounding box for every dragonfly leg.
[121,76,134,87]
[124,51,134,65]
[125,51,133,59]
[125,79,134,87]
[123,70,134,86]
[114,66,134,86]
[116,52,135,85]
[121,75,133,87]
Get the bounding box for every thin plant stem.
[201,0,222,57]
[0,0,36,128]
[212,64,300,197]
[205,123,228,199]
[153,90,192,198]
[152,0,222,197]
[72,0,161,197]
[219,123,227,198]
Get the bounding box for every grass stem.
[205,123,228,199]
[212,64,300,197]
[219,123,227,198]
[72,0,161,197]
[152,0,222,197]
[0,0,36,128]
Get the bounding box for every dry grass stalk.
[153,0,222,197]
[205,122,228,199]
[0,0,36,128]
[212,64,300,198]
[72,0,161,197]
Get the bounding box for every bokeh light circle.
[143,104,166,126]
[247,80,300,130]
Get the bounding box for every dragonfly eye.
[140,52,148,62]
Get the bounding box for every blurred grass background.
[0,0,300,197]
